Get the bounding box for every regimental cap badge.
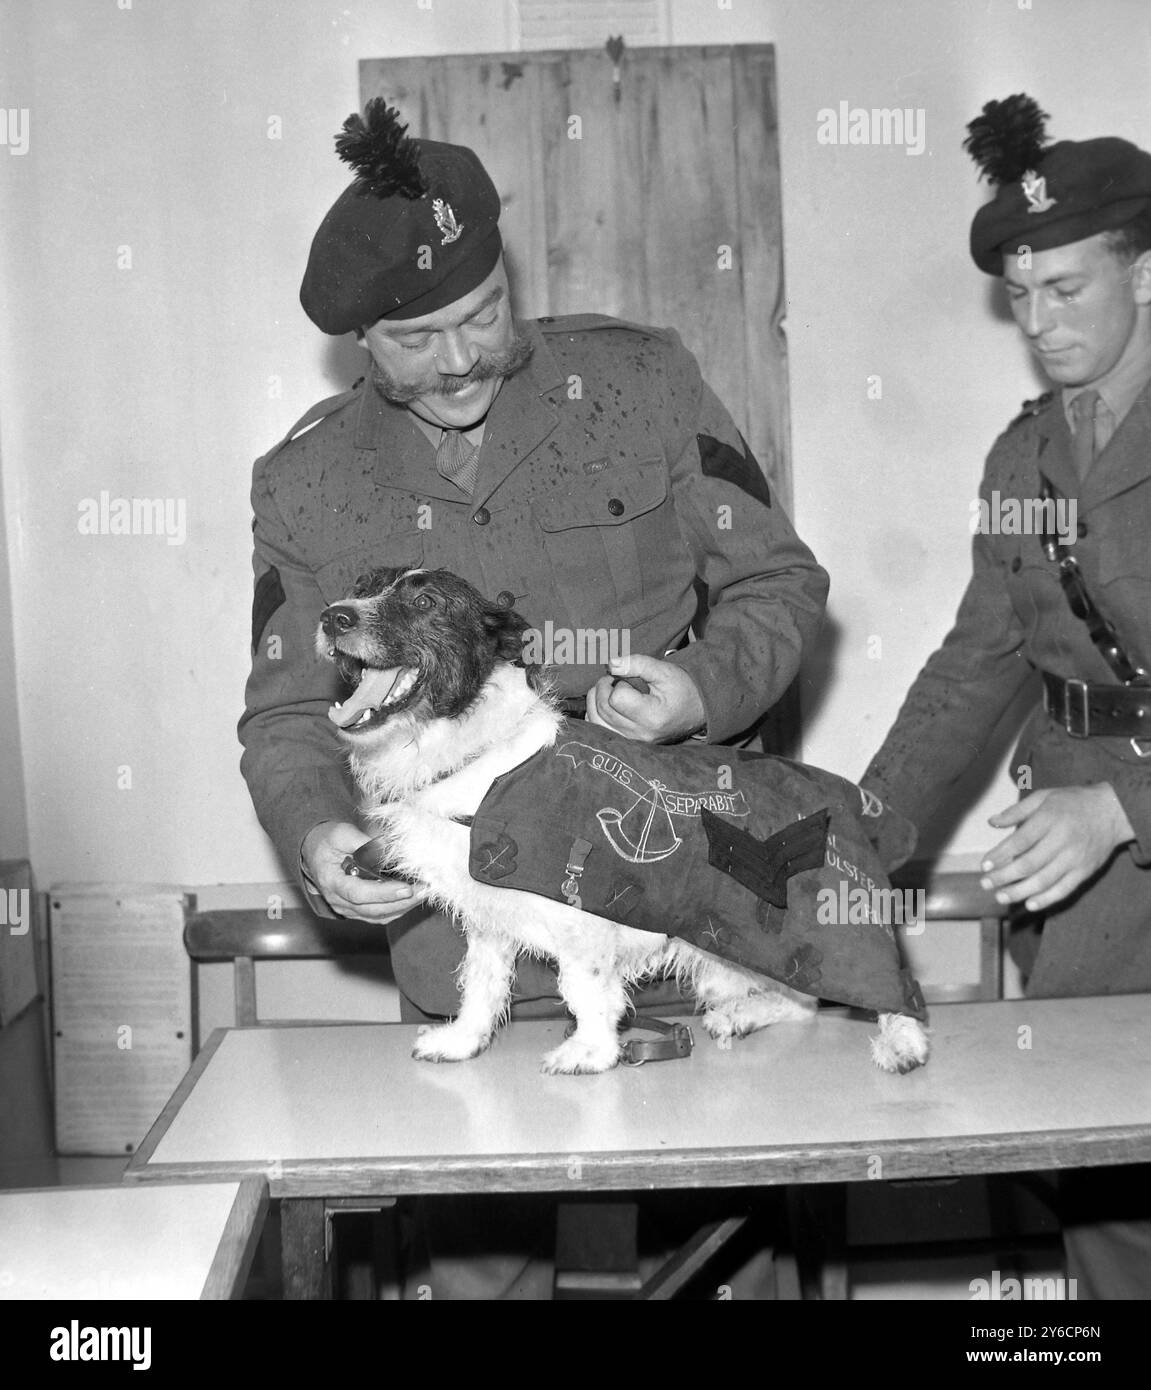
[432,197,464,245]
[1021,169,1056,214]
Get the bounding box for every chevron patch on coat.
[702,806,831,909]
[697,432,773,509]
[252,565,286,654]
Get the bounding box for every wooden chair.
[183,907,388,1029]
[890,859,1005,1002]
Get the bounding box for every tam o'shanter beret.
[300,99,502,333]
[965,94,1151,275]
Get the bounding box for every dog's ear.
[350,565,401,599]
[481,602,531,665]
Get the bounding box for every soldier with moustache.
[239,101,828,1297]
[862,96,1151,1299]
[240,99,828,1022]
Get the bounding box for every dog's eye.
[414,593,436,612]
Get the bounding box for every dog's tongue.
[328,666,403,728]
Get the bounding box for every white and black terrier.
[317,567,929,1076]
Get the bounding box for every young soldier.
[864,96,1151,1299]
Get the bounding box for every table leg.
[280,1199,331,1300]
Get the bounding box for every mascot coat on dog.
[321,566,929,1073]
[467,723,926,1021]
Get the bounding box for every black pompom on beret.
[965,95,1151,275]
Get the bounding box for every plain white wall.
[1,0,1148,889]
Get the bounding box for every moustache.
[371,332,535,404]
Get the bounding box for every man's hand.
[301,820,429,923]
[585,654,707,743]
[980,784,1136,913]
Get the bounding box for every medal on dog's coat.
[469,721,926,1020]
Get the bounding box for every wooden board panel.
[622,50,745,437]
[732,46,790,505]
[538,50,650,320]
[362,56,552,318]
[50,885,192,1155]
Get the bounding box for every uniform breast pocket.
[531,459,679,619]
[1003,531,1060,637]
[311,533,425,605]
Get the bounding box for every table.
[125,997,1151,1295]
[0,1179,267,1300]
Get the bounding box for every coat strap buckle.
[1063,678,1090,737]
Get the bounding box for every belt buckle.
[1063,678,1089,737]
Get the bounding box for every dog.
[317,566,929,1076]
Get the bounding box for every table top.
[125,996,1151,1197]
[0,1179,267,1300]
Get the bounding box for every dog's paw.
[700,991,815,1042]
[540,1035,622,1075]
[411,1022,490,1063]
[699,1008,738,1043]
[870,1013,930,1074]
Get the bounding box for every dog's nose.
[320,603,359,637]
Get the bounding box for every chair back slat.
[891,861,1005,1002]
[183,908,386,962]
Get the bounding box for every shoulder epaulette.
[1007,390,1055,429]
[259,377,365,465]
[536,312,662,340]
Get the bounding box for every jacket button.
[472,507,491,526]
[495,590,516,609]
[1077,520,1088,539]
[1010,556,1022,573]
[607,497,625,516]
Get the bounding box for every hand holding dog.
[302,820,429,923]
[585,654,707,743]
[980,784,1135,913]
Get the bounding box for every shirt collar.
[1062,331,1151,431]
[407,405,489,450]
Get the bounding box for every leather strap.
[564,1015,695,1064]
[621,1016,695,1065]
[1039,474,1148,685]
[1042,671,1151,744]
[558,674,651,719]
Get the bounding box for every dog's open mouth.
[328,663,419,732]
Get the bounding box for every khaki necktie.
[1069,389,1101,479]
[435,428,480,495]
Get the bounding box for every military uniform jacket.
[469,718,925,1018]
[240,316,830,891]
[864,383,1151,996]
